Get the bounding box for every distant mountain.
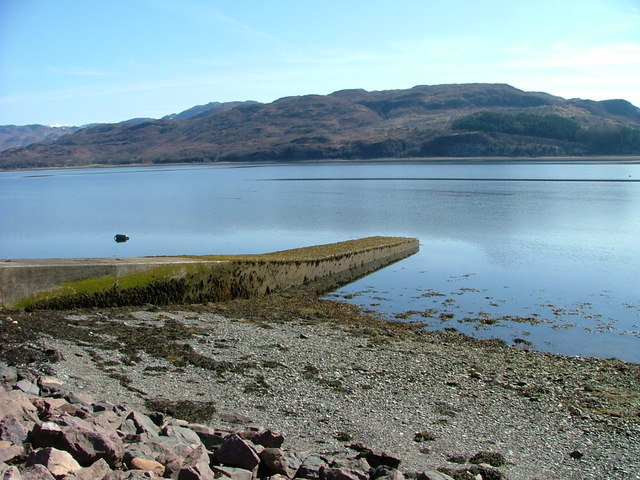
[2,83,639,169]
[0,124,80,152]
[163,101,258,120]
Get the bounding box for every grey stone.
[160,425,202,446]
[219,412,252,424]
[212,466,254,480]
[67,458,112,480]
[296,455,328,480]
[416,472,456,480]
[0,364,18,384]
[185,424,225,450]
[15,381,39,397]
[123,412,159,437]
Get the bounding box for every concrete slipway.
[0,236,418,310]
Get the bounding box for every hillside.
[2,83,640,169]
[0,124,80,153]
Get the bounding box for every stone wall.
[0,237,418,310]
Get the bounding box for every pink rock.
[27,447,81,477]
[129,457,165,476]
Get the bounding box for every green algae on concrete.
[2,236,418,310]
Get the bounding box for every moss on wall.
[11,236,418,310]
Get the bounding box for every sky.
[0,0,639,126]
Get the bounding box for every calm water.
[1,161,639,362]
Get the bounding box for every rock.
[0,416,31,445]
[0,388,39,424]
[370,466,405,480]
[319,467,368,480]
[219,412,252,424]
[569,450,584,459]
[27,447,81,477]
[20,464,56,480]
[212,466,254,480]
[358,449,401,469]
[468,451,505,467]
[64,392,93,407]
[15,381,39,397]
[129,457,165,476]
[31,414,124,467]
[0,443,23,464]
[0,464,24,480]
[252,429,284,448]
[416,472,456,480]
[259,448,297,477]
[0,364,18,384]
[123,412,159,437]
[296,455,328,480]
[214,434,260,471]
[185,424,225,450]
[160,425,202,446]
[177,445,215,480]
[66,458,112,480]
[37,377,65,398]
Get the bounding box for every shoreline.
[2,288,639,479]
[2,155,640,172]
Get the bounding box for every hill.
[0,124,80,153]
[2,83,640,169]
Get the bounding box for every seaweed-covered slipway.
[0,237,418,310]
[1,236,640,480]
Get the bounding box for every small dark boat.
[114,234,130,243]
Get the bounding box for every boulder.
[27,447,81,477]
[416,472,456,480]
[212,466,254,480]
[214,434,260,471]
[31,414,124,467]
[129,457,165,476]
[20,464,56,480]
[259,448,294,477]
[252,430,284,448]
[0,364,18,384]
[37,377,65,398]
[319,467,368,480]
[0,464,24,480]
[185,424,225,450]
[0,443,24,464]
[65,458,113,480]
[0,416,31,445]
[15,381,39,397]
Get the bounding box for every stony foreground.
[1,290,639,479]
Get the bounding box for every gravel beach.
[1,288,639,480]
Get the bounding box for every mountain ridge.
[2,83,640,169]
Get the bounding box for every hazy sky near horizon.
[1,0,639,126]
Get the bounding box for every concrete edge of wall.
[0,236,419,310]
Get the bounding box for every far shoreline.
[2,155,640,172]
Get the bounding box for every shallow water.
[1,161,639,362]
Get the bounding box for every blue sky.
[1,0,639,126]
